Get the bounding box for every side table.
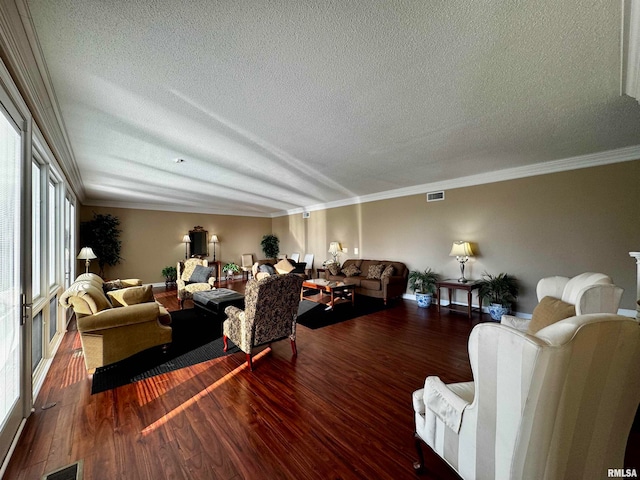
[436,279,482,319]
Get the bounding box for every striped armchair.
[223,274,304,370]
[413,313,640,479]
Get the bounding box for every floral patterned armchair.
[177,258,216,309]
[223,274,304,370]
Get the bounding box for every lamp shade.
[182,234,191,243]
[328,242,341,254]
[210,234,219,243]
[449,241,473,257]
[76,247,97,260]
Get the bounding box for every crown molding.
[274,145,640,217]
[83,199,273,218]
[0,0,85,201]
[622,0,640,102]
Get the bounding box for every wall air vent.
[426,191,445,202]
[302,211,310,218]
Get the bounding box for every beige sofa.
[60,273,172,372]
[323,259,409,305]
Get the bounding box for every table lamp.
[77,247,97,274]
[449,241,474,283]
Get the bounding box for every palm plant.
[408,268,439,294]
[476,272,519,307]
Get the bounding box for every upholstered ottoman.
[193,289,245,317]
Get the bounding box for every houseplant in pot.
[408,268,439,308]
[223,262,240,281]
[260,234,280,260]
[161,265,177,287]
[476,272,519,321]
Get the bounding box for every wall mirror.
[189,226,208,257]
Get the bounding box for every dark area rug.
[92,297,387,393]
[296,297,388,329]
[91,309,239,394]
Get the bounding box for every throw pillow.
[367,264,385,280]
[274,259,295,274]
[102,279,124,294]
[527,296,576,335]
[381,265,395,279]
[327,263,340,276]
[342,264,361,277]
[258,263,276,275]
[189,265,214,284]
[107,285,155,307]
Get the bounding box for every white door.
[0,102,25,465]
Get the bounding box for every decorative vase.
[416,292,433,308]
[488,303,509,321]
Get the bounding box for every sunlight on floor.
[140,349,271,436]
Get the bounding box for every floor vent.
[43,460,83,480]
[426,191,445,202]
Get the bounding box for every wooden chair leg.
[223,335,228,352]
[290,339,297,356]
[246,353,253,371]
[413,432,425,474]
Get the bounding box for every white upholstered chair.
[289,253,300,262]
[501,272,624,332]
[413,313,640,479]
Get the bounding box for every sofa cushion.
[274,259,295,274]
[381,264,395,279]
[360,278,382,291]
[528,296,576,334]
[367,264,385,280]
[342,276,362,287]
[342,264,361,277]
[189,265,214,283]
[108,285,155,307]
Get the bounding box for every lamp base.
[457,277,468,283]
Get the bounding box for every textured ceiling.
[27,0,640,216]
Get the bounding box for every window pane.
[48,181,55,286]
[32,311,42,373]
[0,109,21,429]
[32,162,41,299]
[49,296,57,342]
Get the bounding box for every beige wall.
[79,161,639,313]
[274,160,640,314]
[78,207,271,284]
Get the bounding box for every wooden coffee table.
[301,278,355,310]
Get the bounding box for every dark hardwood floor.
[4,280,639,479]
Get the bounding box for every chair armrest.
[424,376,470,433]
[224,305,245,321]
[501,315,530,332]
[208,277,216,287]
[77,302,160,333]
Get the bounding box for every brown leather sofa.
[322,259,409,304]
[60,273,172,372]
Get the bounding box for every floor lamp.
[77,247,97,274]
[182,234,191,259]
[210,234,219,262]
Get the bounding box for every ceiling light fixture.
[174,158,185,164]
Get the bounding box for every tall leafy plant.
[80,213,122,277]
[260,234,280,259]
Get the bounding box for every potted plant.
[260,234,280,259]
[161,266,177,287]
[408,268,439,308]
[476,272,519,321]
[223,262,240,281]
[79,212,122,278]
